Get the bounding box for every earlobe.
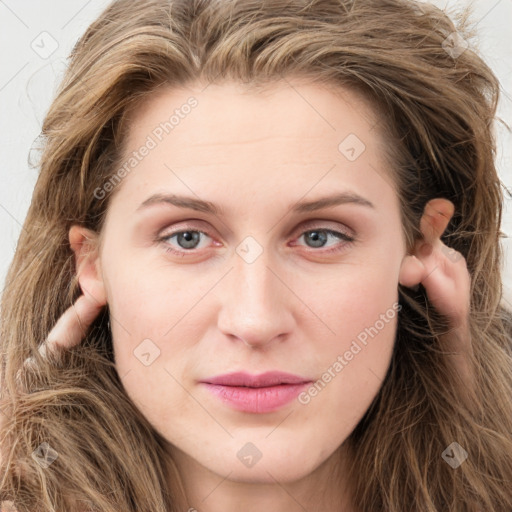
[399,254,426,288]
[69,225,107,307]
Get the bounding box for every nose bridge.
[217,246,293,347]
[235,252,276,310]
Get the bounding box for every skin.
[25,80,471,511]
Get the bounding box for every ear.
[399,198,455,289]
[69,225,107,307]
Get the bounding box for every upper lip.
[200,371,311,388]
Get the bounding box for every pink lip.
[200,371,312,413]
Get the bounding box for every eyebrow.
[136,191,375,215]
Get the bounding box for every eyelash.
[156,223,355,257]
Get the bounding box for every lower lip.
[201,382,310,413]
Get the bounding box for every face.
[93,79,406,485]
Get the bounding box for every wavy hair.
[1,0,512,510]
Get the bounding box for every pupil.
[178,231,199,249]
[307,230,327,248]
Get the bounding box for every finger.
[398,255,426,289]
[419,198,454,244]
[45,294,104,352]
[17,295,104,387]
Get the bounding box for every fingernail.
[38,342,49,358]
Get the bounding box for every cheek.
[104,255,199,334]
[301,261,399,404]
[298,274,398,436]
[103,263,198,426]
[103,258,211,383]
[307,259,400,342]
[102,259,169,368]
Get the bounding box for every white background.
[1,0,511,307]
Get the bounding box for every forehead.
[124,79,380,148]
[109,79,397,212]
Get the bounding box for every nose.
[216,252,295,349]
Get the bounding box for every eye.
[156,223,355,257]
[158,229,214,255]
[294,228,355,254]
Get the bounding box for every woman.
[1,0,511,510]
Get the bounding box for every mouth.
[199,371,312,413]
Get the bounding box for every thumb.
[399,254,427,289]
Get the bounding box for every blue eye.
[169,231,204,249]
[160,230,211,254]
[157,226,355,257]
[296,229,355,253]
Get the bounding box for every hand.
[400,198,474,403]
[0,292,103,511]
[17,291,104,383]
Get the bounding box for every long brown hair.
[1,0,511,510]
